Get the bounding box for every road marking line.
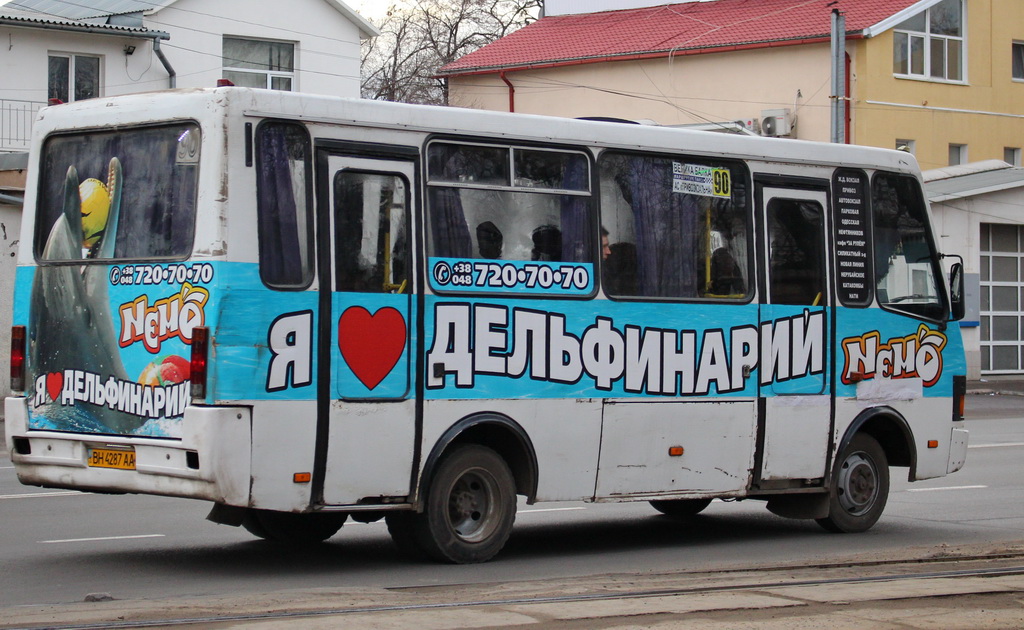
[969,442,1024,449]
[39,534,165,544]
[906,485,987,492]
[0,491,81,499]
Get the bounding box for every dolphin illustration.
[28,158,143,435]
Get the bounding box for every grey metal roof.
[924,161,1024,203]
[0,5,158,32]
[3,0,153,20]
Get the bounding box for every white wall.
[0,0,367,108]
[0,203,19,410]
[145,0,365,97]
[0,25,165,105]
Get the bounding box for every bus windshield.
[34,123,200,262]
[872,172,946,321]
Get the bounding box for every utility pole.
[830,8,846,144]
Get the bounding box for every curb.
[968,388,1024,396]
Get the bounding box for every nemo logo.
[841,324,947,387]
[119,283,209,353]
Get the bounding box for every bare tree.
[361,0,541,105]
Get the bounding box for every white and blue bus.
[6,87,968,563]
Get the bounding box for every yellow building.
[440,0,1024,172]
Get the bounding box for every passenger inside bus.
[476,221,503,259]
[531,225,562,261]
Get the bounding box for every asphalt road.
[0,394,1021,613]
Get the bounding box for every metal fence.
[1,99,44,152]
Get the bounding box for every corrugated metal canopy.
[4,0,152,20]
[0,4,155,31]
[924,161,1024,202]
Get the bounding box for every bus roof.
[33,87,921,176]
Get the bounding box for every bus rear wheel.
[649,498,713,517]
[816,433,889,533]
[391,445,516,564]
[242,509,347,544]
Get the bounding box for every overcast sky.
[348,0,388,22]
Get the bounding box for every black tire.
[649,498,713,517]
[385,511,428,561]
[816,433,889,533]
[241,509,347,544]
[394,445,517,564]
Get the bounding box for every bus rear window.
[35,123,199,261]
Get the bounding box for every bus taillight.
[190,326,209,401]
[10,326,26,392]
[953,374,966,422]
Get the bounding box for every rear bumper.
[4,397,251,505]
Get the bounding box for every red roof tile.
[440,0,923,75]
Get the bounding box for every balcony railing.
[1,99,45,153]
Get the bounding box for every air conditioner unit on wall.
[760,108,792,137]
[737,118,760,133]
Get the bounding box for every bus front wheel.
[394,445,516,563]
[816,433,889,533]
[242,509,347,544]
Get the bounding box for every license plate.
[88,448,136,470]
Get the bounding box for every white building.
[0,0,378,407]
[925,160,1024,378]
[0,0,378,152]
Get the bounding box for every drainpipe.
[0,192,23,206]
[500,71,515,113]
[844,51,851,144]
[151,35,175,89]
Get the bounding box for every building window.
[949,144,967,166]
[223,37,294,90]
[895,139,916,154]
[1005,147,1022,167]
[48,54,100,102]
[893,0,964,82]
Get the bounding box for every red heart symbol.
[338,306,407,390]
[46,372,63,402]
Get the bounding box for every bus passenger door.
[756,183,832,484]
[316,151,418,506]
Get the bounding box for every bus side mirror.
[949,262,966,321]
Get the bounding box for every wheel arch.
[839,406,917,480]
[419,412,539,507]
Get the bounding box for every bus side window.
[255,122,314,289]
[767,199,825,306]
[425,142,593,270]
[599,152,750,300]
[334,172,409,294]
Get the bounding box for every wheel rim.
[446,467,500,543]
[836,451,878,516]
